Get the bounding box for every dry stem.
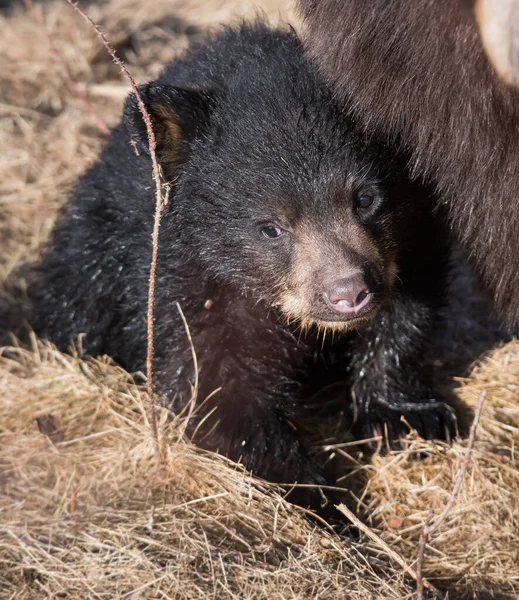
[336,503,438,594]
[175,302,200,438]
[65,0,163,451]
[415,389,487,599]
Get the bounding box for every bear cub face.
[126,80,400,334]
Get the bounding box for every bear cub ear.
[123,83,213,174]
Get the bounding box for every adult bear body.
[299,0,519,327]
[34,23,454,512]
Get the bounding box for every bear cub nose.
[324,274,372,315]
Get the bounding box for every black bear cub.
[35,23,455,512]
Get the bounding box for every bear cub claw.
[357,397,457,452]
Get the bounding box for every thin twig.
[335,503,439,594]
[415,389,487,600]
[23,0,110,136]
[415,509,433,600]
[176,301,200,436]
[65,0,163,452]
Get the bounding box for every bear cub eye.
[357,193,375,209]
[260,224,287,239]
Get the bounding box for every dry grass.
[0,344,414,599]
[1,0,518,598]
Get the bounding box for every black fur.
[298,0,519,328]
[34,23,455,513]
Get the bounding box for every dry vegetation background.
[1,0,519,598]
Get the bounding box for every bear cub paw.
[355,396,457,452]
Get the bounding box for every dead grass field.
[1,1,518,598]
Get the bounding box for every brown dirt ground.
[1,1,518,598]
